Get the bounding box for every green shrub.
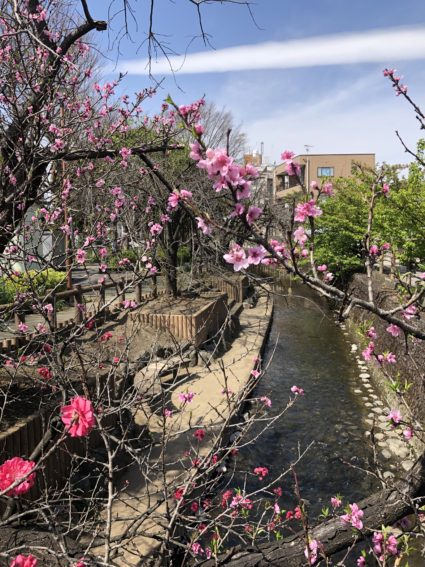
[177,245,191,266]
[0,270,66,304]
[107,249,139,271]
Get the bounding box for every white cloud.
[115,26,425,75]
[244,88,421,166]
[211,70,424,165]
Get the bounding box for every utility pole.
[304,144,313,191]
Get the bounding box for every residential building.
[244,151,275,206]
[274,153,375,200]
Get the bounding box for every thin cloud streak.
[116,26,425,75]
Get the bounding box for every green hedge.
[0,270,66,304]
[107,249,139,270]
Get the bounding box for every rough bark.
[0,526,83,566]
[196,453,425,566]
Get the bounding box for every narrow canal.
[231,279,380,521]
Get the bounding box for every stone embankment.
[339,321,418,478]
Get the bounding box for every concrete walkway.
[96,291,272,566]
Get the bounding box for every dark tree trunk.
[162,211,182,298]
[165,239,179,298]
[195,453,425,567]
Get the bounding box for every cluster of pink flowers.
[281,150,301,176]
[382,183,390,196]
[341,503,364,530]
[178,98,205,122]
[0,457,36,496]
[372,531,399,561]
[191,542,212,558]
[37,367,52,380]
[61,396,96,437]
[403,426,414,440]
[122,299,137,309]
[294,199,323,223]
[293,226,308,246]
[194,428,205,442]
[316,264,334,282]
[321,181,334,196]
[260,396,272,407]
[291,385,305,396]
[174,487,186,501]
[362,324,401,364]
[331,496,342,508]
[178,392,196,404]
[18,321,29,333]
[149,222,163,236]
[367,326,378,339]
[191,145,258,200]
[100,331,113,342]
[383,68,408,96]
[362,341,375,361]
[304,539,320,565]
[285,506,302,521]
[223,243,269,272]
[403,304,417,320]
[167,189,192,211]
[10,555,38,567]
[230,493,253,510]
[253,466,269,480]
[75,249,87,264]
[376,351,397,365]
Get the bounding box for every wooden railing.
[0,273,160,351]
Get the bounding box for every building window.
[317,166,334,177]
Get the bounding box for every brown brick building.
[274,153,375,200]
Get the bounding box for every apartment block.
[274,153,375,200]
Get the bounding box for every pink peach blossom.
[0,457,36,497]
[246,206,262,225]
[304,539,320,565]
[10,555,38,567]
[223,244,250,272]
[196,217,211,235]
[403,304,417,320]
[388,409,402,426]
[76,249,87,264]
[294,200,322,222]
[341,503,364,530]
[253,466,269,480]
[247,245,266,265]
[61,396,96,437]
[178,392,195,404]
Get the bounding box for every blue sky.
[88,0,425,165]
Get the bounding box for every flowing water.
[232,280,379,514]
[220,279,425,565]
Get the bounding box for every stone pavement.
[93,291,272,566]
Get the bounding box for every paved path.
[92,291,272,565]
